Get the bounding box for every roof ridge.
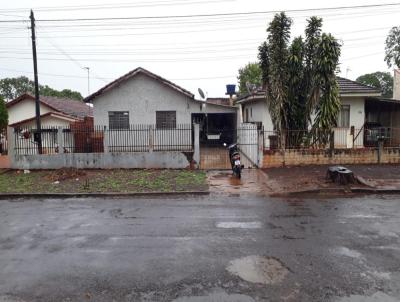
[83,67,194,102]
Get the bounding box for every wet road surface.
[1,194,400,301]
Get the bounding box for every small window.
[250,107,253,118]
[337,105,350,128]
[109,111,129,129]
[156,111,176,129]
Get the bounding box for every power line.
[0,67,234,81]
[0,0,233,12]
[1,2,400,23]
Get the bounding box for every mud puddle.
[227,255,289,285]
[172,290,255,302]
[216,221,262,229]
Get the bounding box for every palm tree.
[258,13,341,148]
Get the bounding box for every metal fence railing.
[262,127,400,151]
[13,124,193,155]
[154,124,193,151]
[14,127,58,155]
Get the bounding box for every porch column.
[7,126,15,166]
[103,126,109,153]
[193,123,200,168]
[57,127,64,154]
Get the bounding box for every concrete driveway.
[1,194,400,301]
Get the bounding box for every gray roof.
[237,76,382,103]
[337,77,381,95]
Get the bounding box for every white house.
[6,93,92,154]
[84,67,238,147]
[236,77,382,148]
[6,93,92,128]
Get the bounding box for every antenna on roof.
[198,88,206,100]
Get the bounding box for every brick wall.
[263,148,400,167]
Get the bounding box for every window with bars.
[109,111,129,129]
[156,111,176,129]
[337,105,350,128]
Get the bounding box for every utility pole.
[30,10,42,154]
[83,67,90,95]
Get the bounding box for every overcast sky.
[0,0,398,99]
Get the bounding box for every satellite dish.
[198,88,206,100]
[246,82,257,94]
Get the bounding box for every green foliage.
[0,95,8,130]
[258,13,342,141]
[313,33,342,131]
[385,26,400,68]
[0,76,83,101]
[356,72,393,98]
[0,76,34,101]
[265,12,292,133]
[237,62,262,95]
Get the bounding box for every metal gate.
[199,124,260,170]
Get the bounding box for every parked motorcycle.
[224,143,244,178]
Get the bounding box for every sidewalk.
[263,164,400,195]
[208,164,400,197]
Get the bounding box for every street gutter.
[271,187,400,198]
[0,191,209,200]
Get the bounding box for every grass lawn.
[0,169,208,193]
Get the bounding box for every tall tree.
[356,72,393,98]
[0,96,8,131]
[0,76,83,101]
[265,12,292,134]
[312,33,341,132]
[237,62,262,95]
[385,26,400,68]
[258,13,341,145]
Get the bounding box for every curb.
[0,191,210,199]
[271,187,400,197]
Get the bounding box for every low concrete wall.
[263,147,400,167]
[11,151,193,170]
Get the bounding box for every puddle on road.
[332,247,363,259]
[216,221,262,229]
[227,255,289,285]
[172,290,255,302]
[336,291,399,302]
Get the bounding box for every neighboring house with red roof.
[6,93,92,128]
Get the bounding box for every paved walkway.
[200,147,255,170]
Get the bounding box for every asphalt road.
[1,194,400,302]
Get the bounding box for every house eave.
[340,92,382,98]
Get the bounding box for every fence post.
[149,125,154,152]
[257,128,263,167]
[329,130,335,158]
[193,123,200,168]
[103,126,109,153]
[57,127,64,154]
[7,126,15,163]
[377,139,384,163]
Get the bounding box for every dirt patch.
[45,168,87,182]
